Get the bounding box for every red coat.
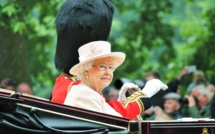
[50,73,81,104]
[50,73,151,120]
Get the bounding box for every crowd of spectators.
[104,66,215,120]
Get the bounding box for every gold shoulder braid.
[122,91,148,113]
[61,73,80,93]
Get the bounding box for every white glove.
[141,79,168,98]
[117,83,140,102]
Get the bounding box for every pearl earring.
[86,76,88,79]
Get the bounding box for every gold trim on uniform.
[137,99,144,112]
[122,91,147,113]
[61,73,80,93]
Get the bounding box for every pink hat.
[69,41,125,75]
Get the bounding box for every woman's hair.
[77,61,94,81]
[194,85,212,99]
[193,70,207,84]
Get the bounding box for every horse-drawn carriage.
[1,88,215,134]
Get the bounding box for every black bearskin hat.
[55,0,115,74]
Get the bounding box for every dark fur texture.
[55,0,114,74]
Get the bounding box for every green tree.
[0,0,64,98]
[165,0,215,94]
[110,0,175,82]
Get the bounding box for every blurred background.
[0,0,215,98]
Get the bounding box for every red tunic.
[108,100,141,120]
[50,73,151,120]
[50,73,80,104]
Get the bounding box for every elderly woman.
[51,0,115,104]
[64,41,167,120]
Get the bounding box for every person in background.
[64,41,168,120]
[187,70,209,94]
[206,84,215,96]
[211,95,215,119]
[182,85,212,118]
[145,67,189,108]
[0,78,16,91]
[106,87,119,102]
[141,106,155,120]
[209,79,215,118]
[162,92,182,119]
[207,84,215,118]
[145,71,160,81]
[50,0,115,104]
[102,86,119,102]
[145,92,182,120]
[16,82,33,95]
[102,86,112,101]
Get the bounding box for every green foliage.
[0,0,64,98]
[163,0,215,93]
[2,4,16,17]
[110,0,175,82]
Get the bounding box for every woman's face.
[85,57,115,93]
